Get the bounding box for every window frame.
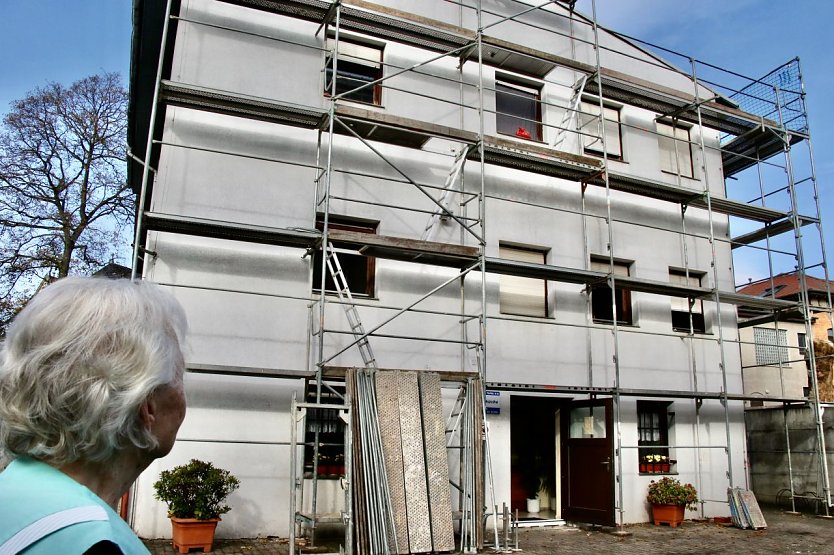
[590,257,633,325]
[580,98,623,160]
[495,75,543,142]
[657,120,694,178]
[637,400,671,472]
[324,36,383,105]
[313,214,378,298]
[499,244,548,318]
[669,269,706,333]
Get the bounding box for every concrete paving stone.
[143,506,834,554]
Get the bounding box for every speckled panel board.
[398,371,432,553]
[419,373,455,552]
[375,371,409,554]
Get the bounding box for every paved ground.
[144,506,834,554]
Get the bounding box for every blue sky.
[1,0,831,285]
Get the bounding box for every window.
[590,257,632,325]
[496,76,542,141]
[753,327,789,365]
[669,269,705,333]
[798,332,807,355]
[638,401,670,470]
[657,121,694,178]
[579,99,622,159]
[313,215,377,297]
[499,244,547,317]
[828,328,833,343]
[303,380,346,478]
[760,284,786,298]
[324,37,383,105]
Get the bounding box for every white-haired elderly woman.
[0,277,188,555]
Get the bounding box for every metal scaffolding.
[129,0,832,549]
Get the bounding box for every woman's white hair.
[0,277,187,465]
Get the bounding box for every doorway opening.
[510,396,562,519]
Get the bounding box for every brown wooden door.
[561,398,614,526]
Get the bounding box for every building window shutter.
[499,245,547,317]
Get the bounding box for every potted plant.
[153,459,240,553]
[646,477,698,528]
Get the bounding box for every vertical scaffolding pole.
[689,57,735,489]
[794,58,834,511]
[131,0,174,281]
[589,0,625,530]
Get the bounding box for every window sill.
[660,169,698,181]
[323,93,384,110]
[584,150,625,163]
[497,131,545,145]
[593,320,637,328]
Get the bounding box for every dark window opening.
[638,401,671,472]
[590,258,632,325]
[670,269,706,333]
[496,77,542,142]
[324,38,382,105]
[313,215,377,297]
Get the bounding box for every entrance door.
[561,398,614,526]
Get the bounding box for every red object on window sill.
[515,127,532,139]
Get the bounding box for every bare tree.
[0,72,133,333]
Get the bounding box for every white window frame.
[499,244,548,317]
[669,269,705,333]
[580,99,622,159]
[657,120,694,178]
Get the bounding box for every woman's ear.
[139,394,158,430]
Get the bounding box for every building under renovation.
[128,0,832,551]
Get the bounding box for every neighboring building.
[128,0,825,544]
[737,272,834,404]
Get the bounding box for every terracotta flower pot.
[170,517,220,554]
[639,463,647,473]
[651,503,684,528]
[660,462,670,473]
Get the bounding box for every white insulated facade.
[129,0,760,540]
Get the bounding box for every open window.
[669,269,706,333]
[313,215,377,297]
[499,244,548,317]
[638,401,672,473]
[324,37,383,105]
[580,99,622,160]
[657,120,694,178]
[590,257,632,325]
[496,75,542,141]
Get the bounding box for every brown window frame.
[313,214,377,297]
[324,37,383,106]
[590,257,632,325]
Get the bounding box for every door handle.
[601,457,610,469]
